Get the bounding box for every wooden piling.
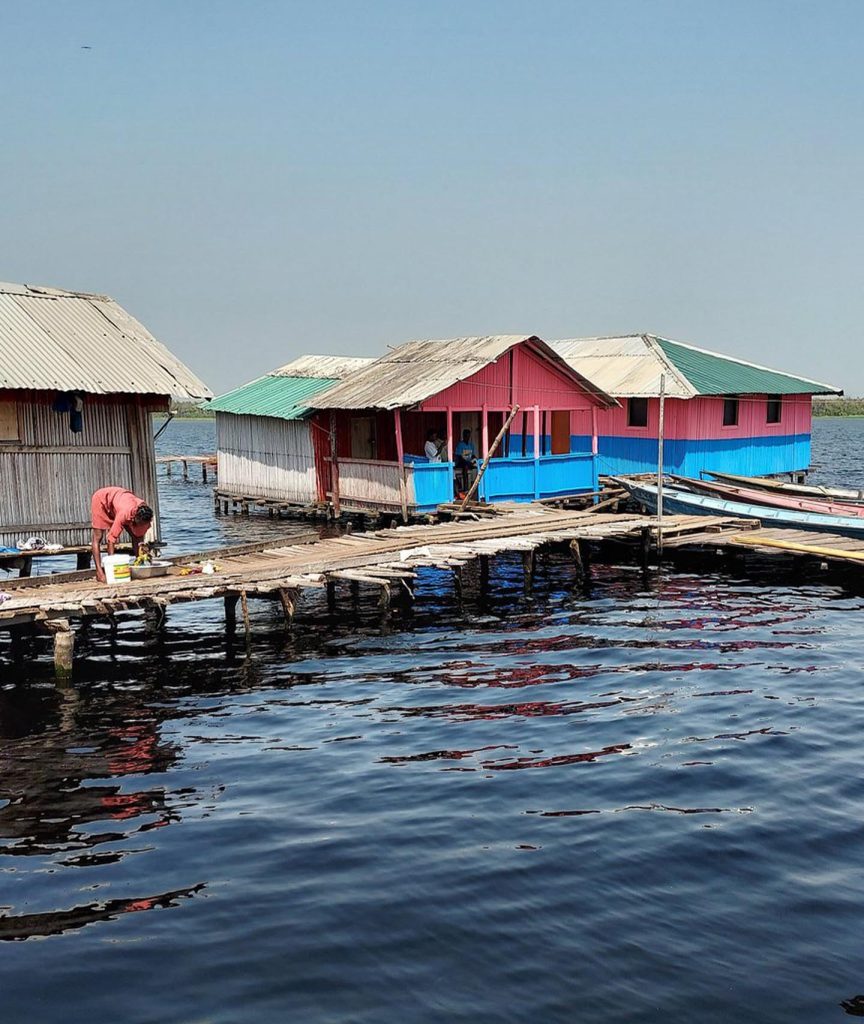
[570,538,583,578]
[224,594,238,632]
[522,549,535,591]
[279,588,298,626]
[639,526,651,569]
[240,591,251,637]
[46,620,74,680]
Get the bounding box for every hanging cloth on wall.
[52,391,85,433]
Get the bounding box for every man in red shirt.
[91,487,154,583]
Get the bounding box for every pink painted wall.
[419,345,601,413]
[596,394,813,440]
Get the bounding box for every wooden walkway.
[0,508,753,675]
[7,506,864,677]
[670,525,864,565]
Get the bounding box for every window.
[627,397,648,428]
[0,401,19,442]
[766,396,782,424]
[722,398,739,427]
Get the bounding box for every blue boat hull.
[618,479,864,538]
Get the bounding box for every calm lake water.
[2,417,864,1023]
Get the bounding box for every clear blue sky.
[2,1,862,394]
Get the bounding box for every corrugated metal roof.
[552,334,841,398]
[0,281,211,399]
[270,355,373,379]
[652,336,841,396]
[310,335,616,410]
[552,336,694,398]
[210,373,340,420]
[210,353,374,419]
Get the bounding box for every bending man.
[91,486,154,583]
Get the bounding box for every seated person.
[91,486,154,583]
[424,429,446,463]
[454,429,478,491]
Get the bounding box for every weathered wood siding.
[0,391,164,547]
[216,412,318,505]
[337,458,414,512]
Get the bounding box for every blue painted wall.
[595,432,811,478]
[412,461,454,512]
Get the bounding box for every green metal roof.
[209,374,339,420]
[654,336,841,396]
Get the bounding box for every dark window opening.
[627,397,648,428]
[766,396,782,424]
[723,399,739,427]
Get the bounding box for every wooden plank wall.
[215,412,318,505]
[0,392,165,547]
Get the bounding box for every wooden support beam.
[240,591,251,637]
[326,580,337,613]
[224,595,238,632]
[639,526,651,569]
[45,619,74,680]
[570,538,583,578]
[278,588,299,626]
[522,548,535,591]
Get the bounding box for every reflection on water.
[1,418,864,1023]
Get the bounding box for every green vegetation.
[168,402,215,419]
[813,398,864,417]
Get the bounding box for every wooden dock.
[158,454,217,482]
[0,508,753,675]
[6,505,864,678]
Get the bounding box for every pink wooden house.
[552,335,841,479]
[308,335,616,517]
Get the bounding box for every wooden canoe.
[703,471,864,503]
[614,478,864,538]
[672,476,864,519]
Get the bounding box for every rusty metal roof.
[310,335,616,410]
[0,281,211,399]
[552,335,841,398]
[269,355,373,379]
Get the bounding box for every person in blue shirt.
[454,429,477,492]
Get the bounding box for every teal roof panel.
[209,374,338,420]
[653,337,840,396]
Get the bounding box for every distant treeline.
[169,403,215,419]
[813,398,864,417]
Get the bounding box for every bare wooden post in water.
[224,595,238,632]
[279,588,298,626]
[522,548,535,592]
[46,619,74,680]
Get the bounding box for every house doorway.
[350,415,377,459]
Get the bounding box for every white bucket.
[103,554,133,584]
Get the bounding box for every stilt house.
[0,281,210,548]
[309,335,616,517]
[552,335,841,478]
[210,356,373,507]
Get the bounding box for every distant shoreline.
[813,398,864,418]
